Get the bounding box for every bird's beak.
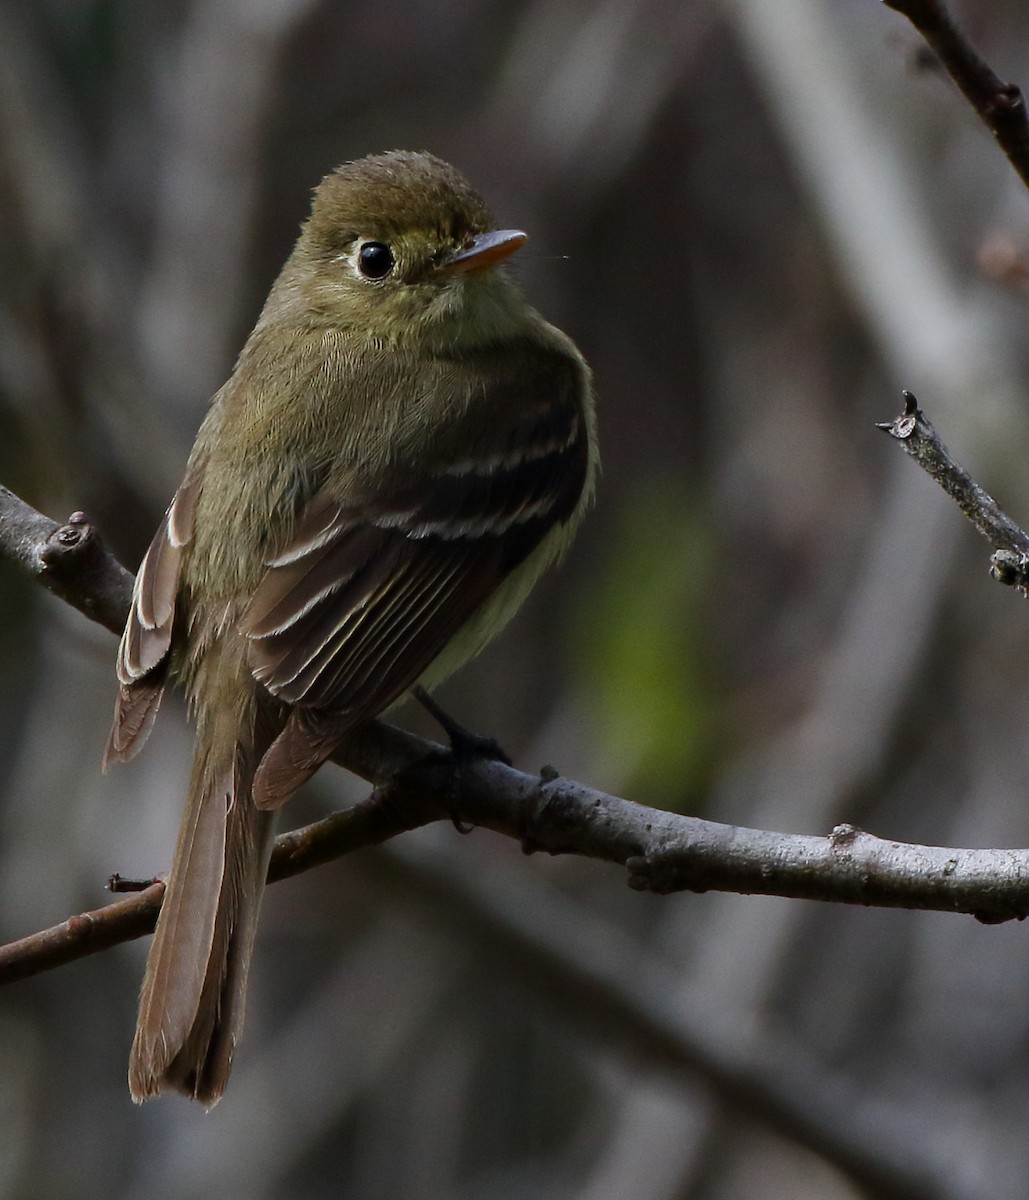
[437,229,528,275]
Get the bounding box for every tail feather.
[129,729,276,1106]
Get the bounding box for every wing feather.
[241,351,591,807]
[104,474,202,767]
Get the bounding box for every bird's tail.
[128,698,277,1107]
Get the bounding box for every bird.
[104,150,598,1105]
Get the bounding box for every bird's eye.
[356,242,395,280]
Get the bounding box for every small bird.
[104,150,597,1105]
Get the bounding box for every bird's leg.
[413,686,512,766]
[413,686,512,833]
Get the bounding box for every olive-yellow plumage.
[105,150,597,1105]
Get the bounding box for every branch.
[0,489,135,635]
[383,835,977,1200]
[0,786,421,985]
[884,0,1029,192]
[878,391,1029,590]
[5,478,1029,988]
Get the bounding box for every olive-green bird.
[105,150,598,1105]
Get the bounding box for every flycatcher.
[105,150,598,1105]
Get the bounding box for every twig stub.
[878,391,1029,563]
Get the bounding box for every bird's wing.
[241,359,590,807]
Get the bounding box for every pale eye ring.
[357,242,395,280]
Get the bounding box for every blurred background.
[4,0,1029,1197]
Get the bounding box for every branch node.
[40,511,102,572]
[368,781,412,828]
[973,906,1026,926]
[624,850,711,896]
[987,82,1024,119]
[989,549,1029,593]
[829,823,863,848]
[518,771,560,855]
[65,913,95,938]
[876,389,921,439]
[624,855,652,892]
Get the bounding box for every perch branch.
[5,477,1029,989]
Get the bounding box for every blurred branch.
[140,0,322,413]
[3,480,1029,988]
[879,391,1029,589]
[382,832,981,1200]
[883,0,1029,192]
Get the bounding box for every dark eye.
[357,242,394,280]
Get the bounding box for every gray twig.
[878,391,1029,591]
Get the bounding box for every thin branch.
[0,884,163,986]
[878,391,1029,589]
[883,0,1029,191]
[0,786,425,986]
